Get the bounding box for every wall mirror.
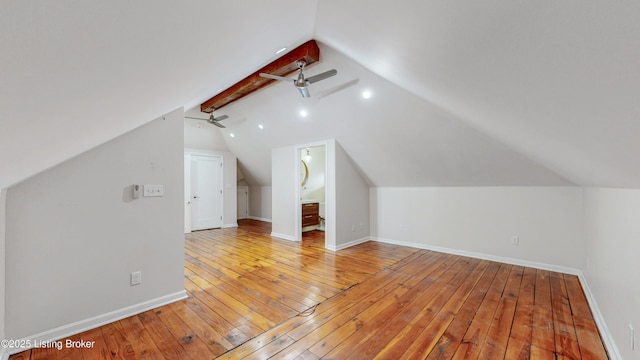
[300,160,309,186]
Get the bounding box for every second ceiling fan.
[185,113,228,128]
[260,60,337,98]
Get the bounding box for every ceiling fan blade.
[184,116,208,121]
[306,69,337,84]
[185,115,228,128]
[297,85,311,98]
[259,73,292,82]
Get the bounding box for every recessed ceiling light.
[258,124,264,129]
[299,110,308,118]
[230,133,235,138]
[362,90,373,99]
[275,47,287,55]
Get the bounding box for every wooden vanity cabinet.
[302,202,319,227]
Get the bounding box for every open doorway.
[299,145,326,242]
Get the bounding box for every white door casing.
[184,154,192,233]
[237,186,249,219]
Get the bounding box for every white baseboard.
[326,236,370,251]
[270,232,298,242]
[248,216,272,223]
[4,290,187,355]
[371,236,580,275]
[371,236,621,359]
[222,223,238,228]
[577,273,622,360]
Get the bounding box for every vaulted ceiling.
[2,1,639,189]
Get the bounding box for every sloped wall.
[333,142,370,249]
[184,117,230,152]
[5,108,185,341]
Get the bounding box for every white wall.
[184,115,238,227]
[583,188,640,360]
[333,143,370,250]
[5,108,185,342]
[370,187,584,270]
[271,146,297,240]
[185,149,237,228]
[184,116,237,228]
[271,140,370,249]
[249,186,272,222]
[222,155,237,228]
[0,188,6,346]
[183,117,230,152]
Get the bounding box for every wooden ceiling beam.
[200,40,321,113]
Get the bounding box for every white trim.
[248,216,272,223]
[4,290,187,355]
[184,148,226,157]
[222,223,238,228]
[577,273,622,360]
[371,236,621,359]
[0,348,8,360]
[327,236,370,251]
[270,232,298,242]
[371,236,580,275]
[184,154,192,233]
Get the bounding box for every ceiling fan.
[185,113,229,128]
[260,60,337,98]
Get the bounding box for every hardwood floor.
[10,220,608,359]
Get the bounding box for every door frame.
[184,150,224,233]
[237,185,249,220]
[184,154,192,233]
[294,141,331,243]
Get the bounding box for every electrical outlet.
[130,271,142,286]
[351,225,355,232]
[630,324,635,351]
[511,236,520,245]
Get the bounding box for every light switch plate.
[143,185,164,197]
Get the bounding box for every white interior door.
[237,186,248,219]
[190,155,223,230]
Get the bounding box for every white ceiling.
[2,1,639,189]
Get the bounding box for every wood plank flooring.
[9,219,608,359]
